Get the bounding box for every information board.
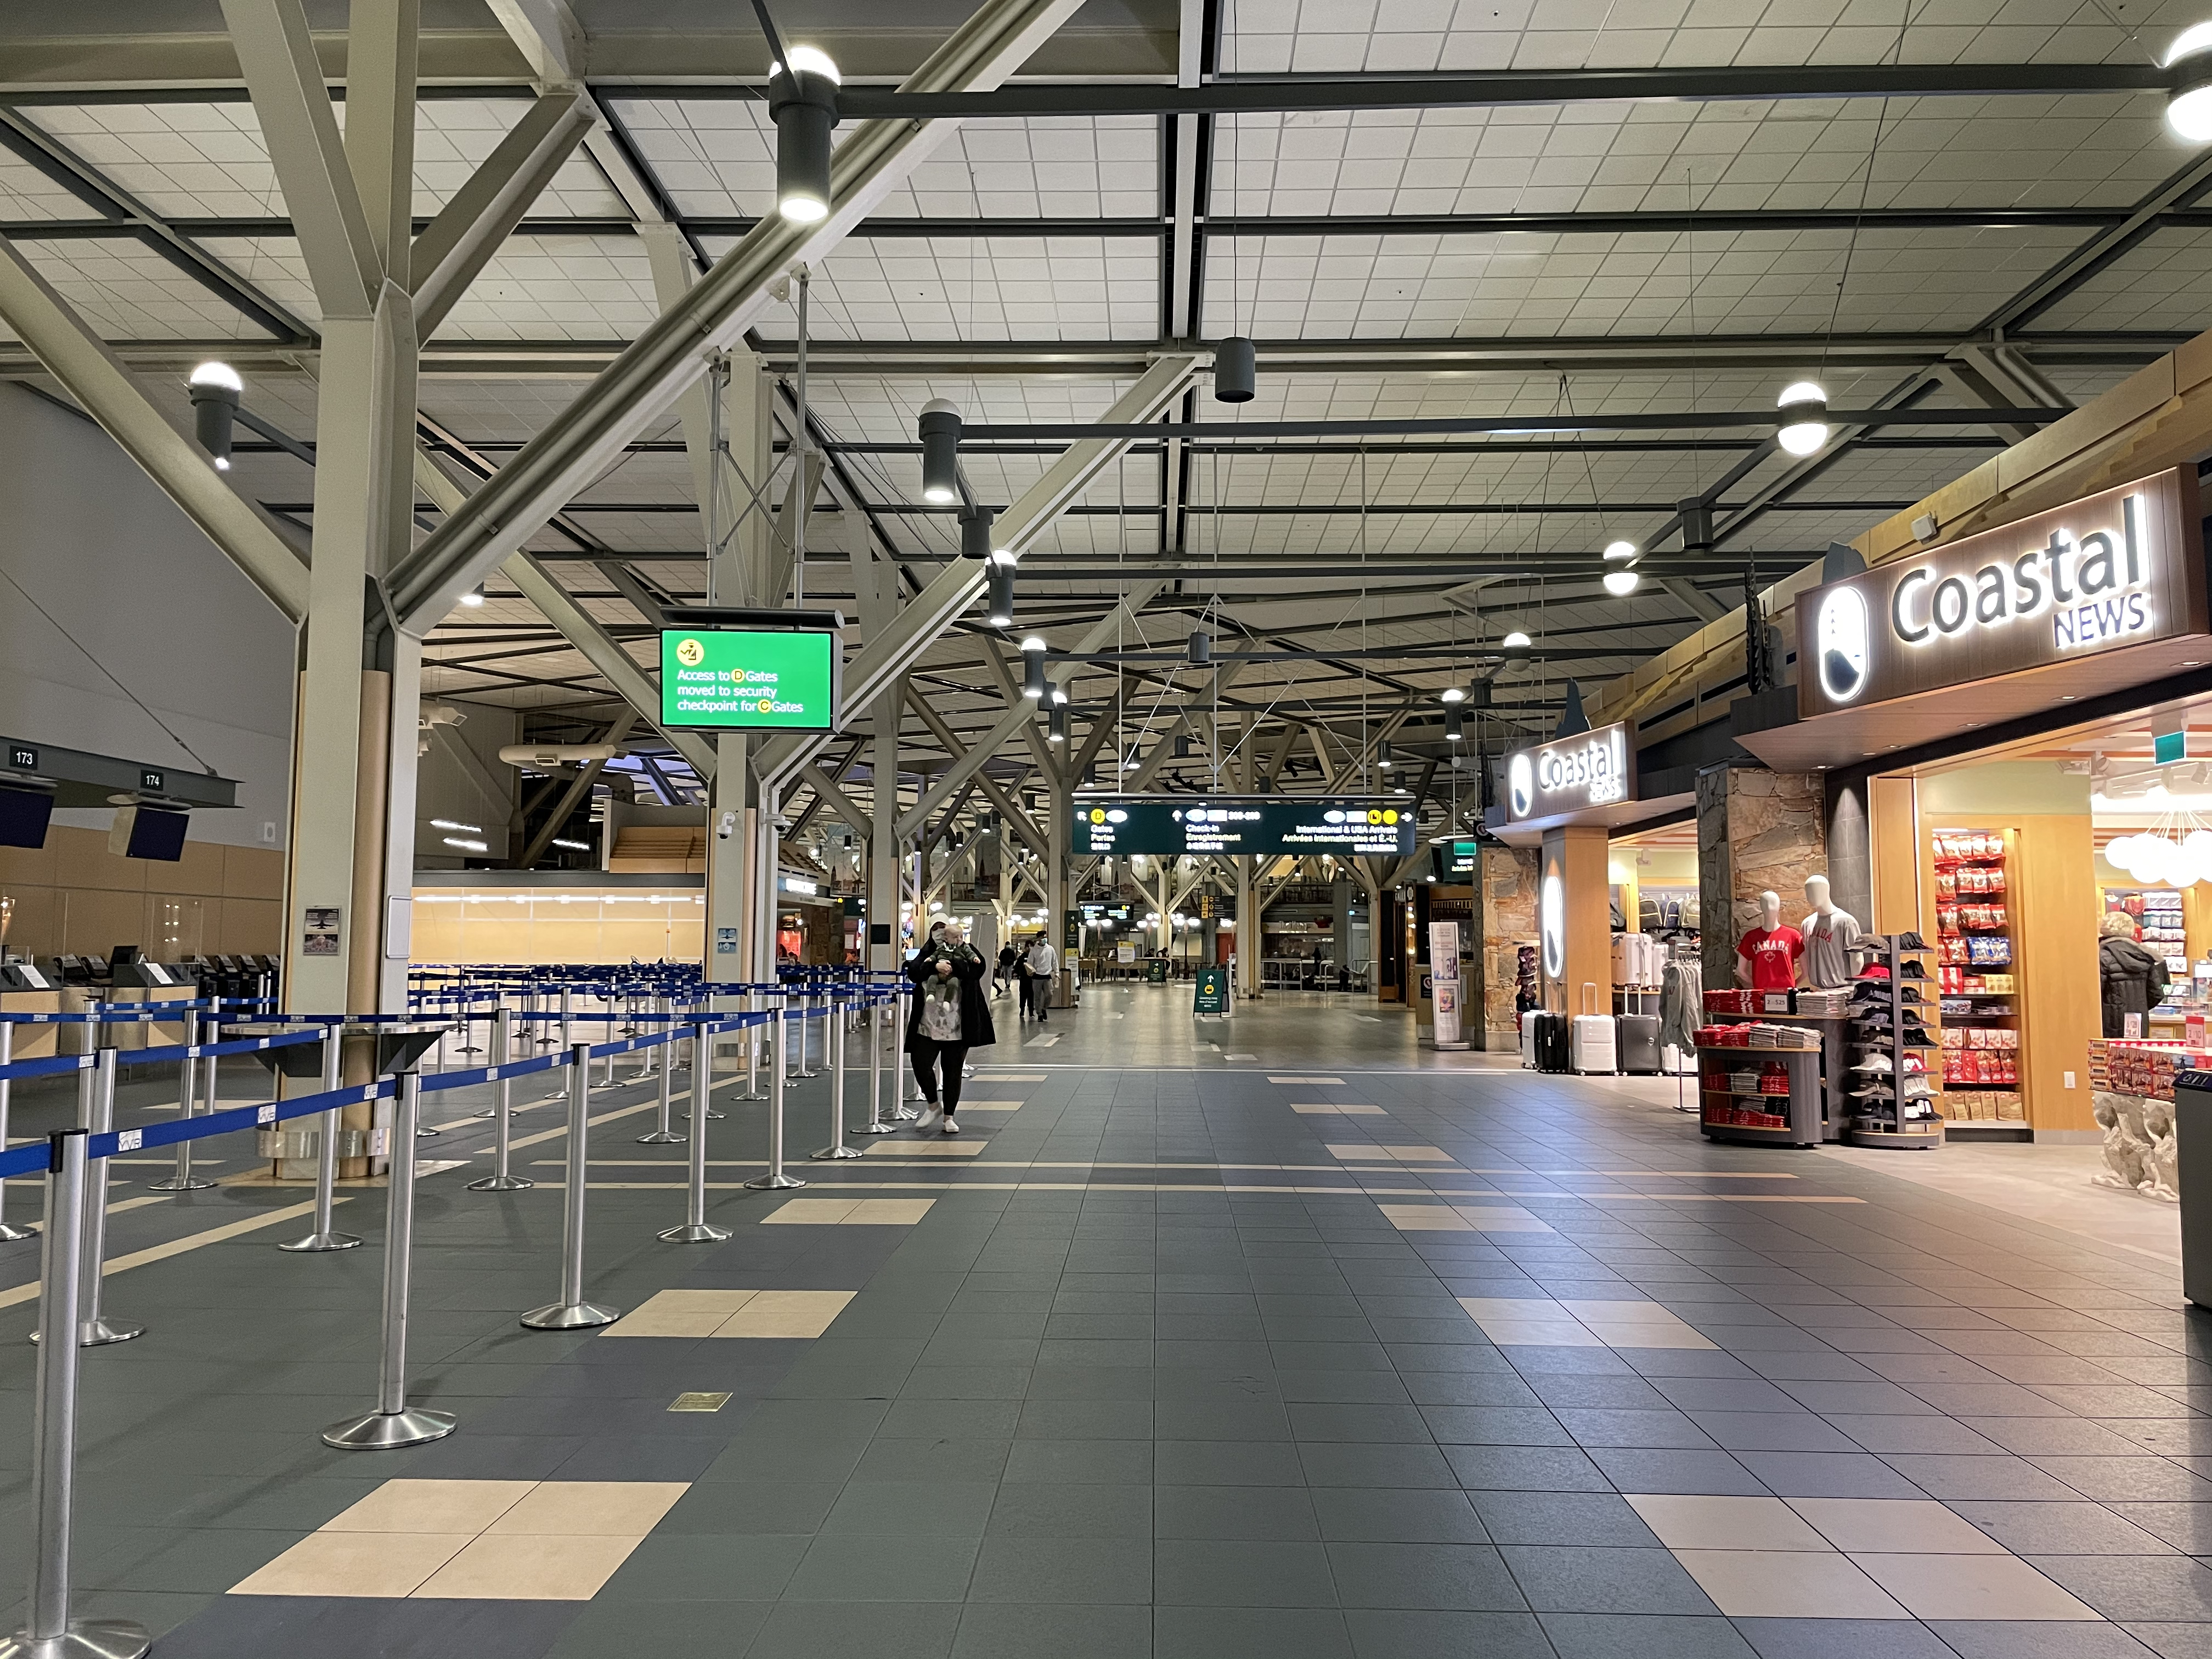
[1193,967,1230,1015]
[1074,796,1414,857]
[660,629,837,730]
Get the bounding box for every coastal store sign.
[1799,467,2207,718]
[1504,721,1634,823]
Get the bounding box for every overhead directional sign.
[1074,796,1415,857]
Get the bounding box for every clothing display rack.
[1844,933,1944,1148]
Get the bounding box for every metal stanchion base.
[465,1173,534,1192]
[471,1108,495,1119]
[679,1108,726,1121]
[279,1229,362,1253]
[743,1172,805,1189]
[143,1174,216,1193]
[891,1106,919,1122]
[0,1222,33,1243]
[794,1067,821,1080]
[658,1220,733,1243]
[0,1615,151,1659]
[33,1318,145,1348]
[810,1143,864,1160]
[635,1130,686,1145]
[853,1120,899,1136]
[320,1406,458,1450]
[520,1300,620,1330]
[415,1124,442,1138]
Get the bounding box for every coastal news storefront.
[1742,465,2211,1144]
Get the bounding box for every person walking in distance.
[995,941,1017,998]
[1025,933,1058,1023]
[906,919,994,1133]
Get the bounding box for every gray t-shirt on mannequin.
[1801,908,1861,988]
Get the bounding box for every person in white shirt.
[1024,937,1057,1022]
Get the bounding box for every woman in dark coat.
[905,919,996,1133]
[2100,911,2171,1037]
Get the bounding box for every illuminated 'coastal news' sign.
[1504,721,1635,824]
[1798,467,2207,719]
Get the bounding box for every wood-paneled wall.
[0,827,281,961]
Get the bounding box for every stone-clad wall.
[1700,763,1827,991]
[1475,845,1538,1048]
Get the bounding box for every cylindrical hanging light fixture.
[189,360,241,470]
[1021,634,1047,698]
[768,46,840,223]
[460,584,485,607]
[1173,733,1190,759]
[1439,686,1465,703]
[1446,709,1464,742]
[1500,630,1533,665]
[959,503,994,560]
[1378,739,1394,769]
[918,399,962,504]
[985,563,1014,629]
[1214,336,1256,402]
[1187,629,1212,667]
[2167,23,2212,139]
[1775,381,1831,457]
[1048,704,1068,744]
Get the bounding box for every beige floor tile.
[974,1073,1047,1080]
[1851,1552,2100,1620]
[1788,1498,2004,1554]
[1457,1297,1556,1319]
[600,1289,757,1338]
[1627,1494,1830,1552]
[1580,1321,1720,1351]
[487,1481,689,1537]
[716,1289,855,1338]
[320,1479,537,1537]
[845,1198,936,1224]
[762,1198,860,1224]
[1269,1076,1345,1084]
[1327,1144,1385,1161]
[1380,1146,1454,1162]
[1675,1550,1911,1619]
[232,1531,475,1598]
[1380,1205,1471,1231]
[867,1141,983,1155]
[1291,1103,1386,1114]
[1451,1206,1554,1233]
[958,1102,1022,1112]
[1477,1319,1610,1348]
[411,1532,642,1600]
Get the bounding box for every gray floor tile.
[1734,1617,1957,1659]
[1310,1487,1488,1544]
[1153,1606,1352,1659]
[1499,1543,1718,1614]
[950,1604,1153,1658]
[1927,1621,2162,1658]
[1324,1541,1526,1611]
[984,1482,1152,1539]
[746,1600,963,1659]
[1538,1611,1760,1659]
[966,1536,1152,1604]
[2022,1553,2212,1621]
[1154,1539,1338,1607]
[1342,1609,1556,1659]
[1154,1485,1321,1542]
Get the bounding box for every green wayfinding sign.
[1193,967,1229,1015]
[660,629,838,730]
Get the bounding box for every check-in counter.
[0,989,97,1057]
[104,981,201,1049]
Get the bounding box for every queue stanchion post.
[2,1128,151,1659]
[637,1002,684,1146]
[737,987,767,1102]
[521,1046,620,1329]
[682,996,725,1121]
[322,1072,457,1448]
[57,1051,140,1348]
[744,1006,804,1190]
[856,996,895,1135]
[470,998,500,1118]
[0,1024,33,1242]
[795,989,821,1080]
[891,991,918,1120]
[469,1009,532,1193]
[283,1023,363,1251]
[811,994,861,1160]
[661,1019,731,1243]
[148,1011,215,1193]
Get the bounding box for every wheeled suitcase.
[1617,1013,1662,1075]
[1571,983,1617,1075]
[1519,1010,1539,1069]
[1533,1011,1570,1074]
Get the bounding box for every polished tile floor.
[0,982,2204,1657]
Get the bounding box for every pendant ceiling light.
[2166,22,2212,140]
[1775,381,1831,457]
[1602,568,1640,597]
[1500,631,1533,664]
[188,360,241,470]
[917,399,962,504]
[959,504,994,561]
[1214,336,1256,402]
[985,563,1014,629]
[768,45,840,223]
[1187,629,1212,667]
[1020,635,1047,699]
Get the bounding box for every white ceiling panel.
[2030,227,2212,334]
[0,236,273,340]
[432,233,659,342]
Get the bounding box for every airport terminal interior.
[15,1,2212,1655]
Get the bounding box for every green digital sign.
[659,629,837,730]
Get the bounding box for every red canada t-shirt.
[1739,926,1804,991]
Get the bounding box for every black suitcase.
[1533,1012,1571,1074]
[1617,1013,1662,1075]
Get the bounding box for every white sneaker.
[913,1105,938,1131]
[941,1115,961,1135]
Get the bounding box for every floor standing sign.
[1427,921,1467,1050]
[1194,967,1231,1017]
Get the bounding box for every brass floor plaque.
[668,1391,732,1412]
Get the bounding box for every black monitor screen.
[121,807,189,861]
[0,786,53,849]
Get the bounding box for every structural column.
[1538,826,1610,1017]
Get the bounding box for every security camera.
[717,810,737,841]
